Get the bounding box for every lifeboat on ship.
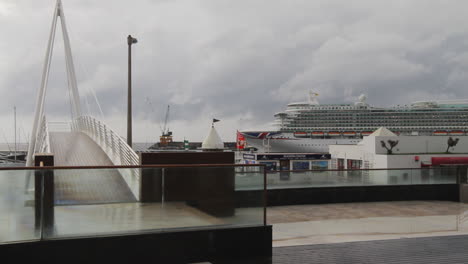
[433,130,448,136]
[343,131,356,136]
[311,131,324,136]
[449,130,464,136]
[327,131,341,136]
[361,131,373,136]
[293,131,309,138]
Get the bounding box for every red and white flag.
[236,130,246,150]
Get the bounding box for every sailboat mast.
[14,106,16,161]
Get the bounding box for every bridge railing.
[48,121,71,132]
[72,115,140,199]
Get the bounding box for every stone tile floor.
[268,201,468,247]
[272,234,468,264]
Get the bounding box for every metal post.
[14,106,16,162]
[34,154,54,237]
[263,165,267,226]
[162,168,165,205]
[127,35,137,148]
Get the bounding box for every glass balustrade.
[0,169,38,244]
[0,165,266,243]
[0,165,461,244]
[235,167,459,190]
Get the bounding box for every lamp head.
[127,35,138,45]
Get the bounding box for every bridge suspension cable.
[26,0,82,166]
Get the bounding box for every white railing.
[48,121,71,132]
[72,115,140,200]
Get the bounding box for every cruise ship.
[241,91,468,153]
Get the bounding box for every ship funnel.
[354,94,369,107]
[308,91,319,105]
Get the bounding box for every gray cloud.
[2,0,468,142]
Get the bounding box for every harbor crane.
[160,105,173,146]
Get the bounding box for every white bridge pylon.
[25,0,140,200]
[26,0,81,167]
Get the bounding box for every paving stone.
[273,235,468,264]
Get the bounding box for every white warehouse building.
[329,127,468,169]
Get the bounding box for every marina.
[0,145,27,164]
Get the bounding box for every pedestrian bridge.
[24,0,140,202]
[33,116,138,168]
[27,115,140,203]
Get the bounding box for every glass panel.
[44,165,265,240]
[292,161,310,170]
[246,167,460,190]
[363,169,414,186]
[161,166,265,227]
[311,160,329,170]
[429,167,457,184]
[49,168,141,239]
[259,161,277,171]
[0,169,38,243]
[235,166,264,191]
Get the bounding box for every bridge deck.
[49,132,136,205]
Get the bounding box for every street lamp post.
[127,35,137,148]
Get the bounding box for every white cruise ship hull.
[242,132,361,153]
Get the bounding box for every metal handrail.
[47,121,71,132]
[0,163,265,171]
[72,115,140,199]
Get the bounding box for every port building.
[329,127,468,169]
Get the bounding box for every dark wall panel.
[0,226,272,264]
[139,152,235,216]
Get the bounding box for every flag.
[236,130,246,150]
[213,118,220,123]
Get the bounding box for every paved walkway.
[273,235,468,264]
[49,132,135,205]
[196,234,468,263]
[269,201,468,247]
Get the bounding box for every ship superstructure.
[242,92,468,153]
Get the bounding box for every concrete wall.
[329,145,365,160]
[334,153,468,169]
[331,135,468,169]
[374,136,468,154]
[386,154,468,168]
[373,155,389,169]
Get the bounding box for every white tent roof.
[201,126,224,150]
[369,127,397,137]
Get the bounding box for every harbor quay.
[5,0,468,263]
[2,150,468,263]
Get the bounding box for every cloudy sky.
[2,0,468,143]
